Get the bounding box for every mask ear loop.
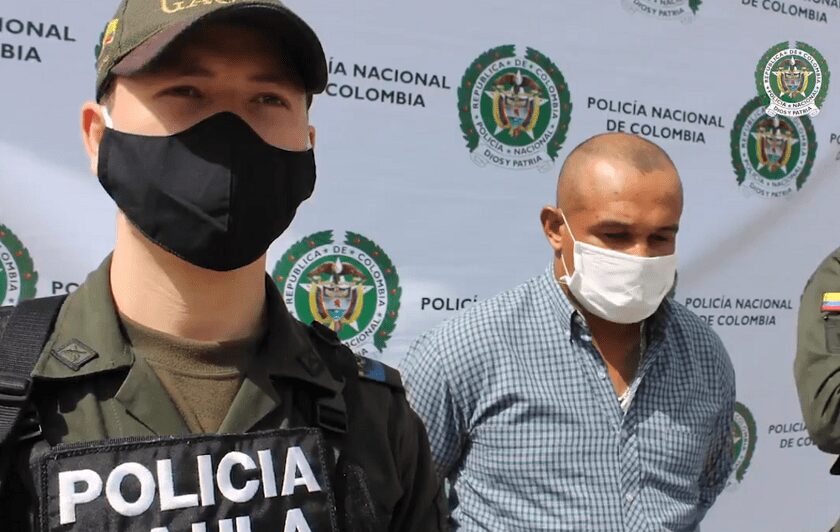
[100,106,114,129]
[557,208,576,284]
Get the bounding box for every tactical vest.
[0,296,403,532]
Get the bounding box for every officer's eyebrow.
[157,62,299,86]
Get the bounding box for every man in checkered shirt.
[401,133,736,531]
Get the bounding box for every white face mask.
[558,211,677,324]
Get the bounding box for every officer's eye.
[254,93,289,107]
[163,86,202,98]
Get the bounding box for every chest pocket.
[35,428,338,532]
[637,413,712,503]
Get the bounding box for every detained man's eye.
[604,232,630,241]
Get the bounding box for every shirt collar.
[33,256,342,394]
[540,262,580,335]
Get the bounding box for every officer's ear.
[81,102,107,176]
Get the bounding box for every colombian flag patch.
[102,19,119,47]
[821,292,840,312]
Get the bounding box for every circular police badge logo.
[731,96,816,198]
[729,401,757,489]
[621,0,701,22]
[458,45,571,173]
[273,231,401,354]
[0,224,38,306]
[756,41,829,118]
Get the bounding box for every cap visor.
[110,4,327,93]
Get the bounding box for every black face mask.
[97,112,316,271]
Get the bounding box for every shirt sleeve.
[794,251,840,453]
[399,330,469,479]
[697,333,736,517]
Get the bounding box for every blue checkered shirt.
[400,265,736,531]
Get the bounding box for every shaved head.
[556,132,682,212]
[540,132,683,283]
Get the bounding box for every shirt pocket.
[637,421,712,501]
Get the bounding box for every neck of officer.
[110,215,267,342]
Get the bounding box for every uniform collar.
[32,256,343,395]
[33,256,133,379]
[257,276,344,394]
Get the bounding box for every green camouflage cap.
[95,0,327,101]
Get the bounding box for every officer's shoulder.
[0,304,13,339]
[306,320,404,391]
[803,245,840,292]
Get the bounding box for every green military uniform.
[0,258,446,530]
[794,246,840,532]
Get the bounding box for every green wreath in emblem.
[797,41,830,110]
[731,402,757,483]
[458,45,516,153]
[0,224,38,306]
[756,41,830,117]
[273,230,401,352]
[731,96,816,195]
[458,45,572,170]
[689,0,702,14]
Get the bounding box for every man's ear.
[308,125,316,150]
[540,206,565,253]
[81,102,107,176]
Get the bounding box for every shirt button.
[598,370,607,380]
[625,493,635,503]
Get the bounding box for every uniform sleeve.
[399,330,469,478]
[697,339,736,517]
[794,252,840,453]
[388,391,449,532]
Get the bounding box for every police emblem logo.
[728,402,757,489]
[620,0,701,22]
[0,223,37,306]
[457,45,571,173]
[756,41,830,118]
[731,96,817,198]
[274,231,400,355]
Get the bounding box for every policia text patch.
[37,428,338,531]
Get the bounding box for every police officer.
[795,246,840,532]
[0,1,445,530]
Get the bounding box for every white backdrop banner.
[2,1,840,530]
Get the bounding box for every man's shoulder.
[665,299,734,378]
[406,274,544,369]
[425,275,541,341]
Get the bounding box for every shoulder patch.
[355,355,404,391]
[822,292,840,312]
